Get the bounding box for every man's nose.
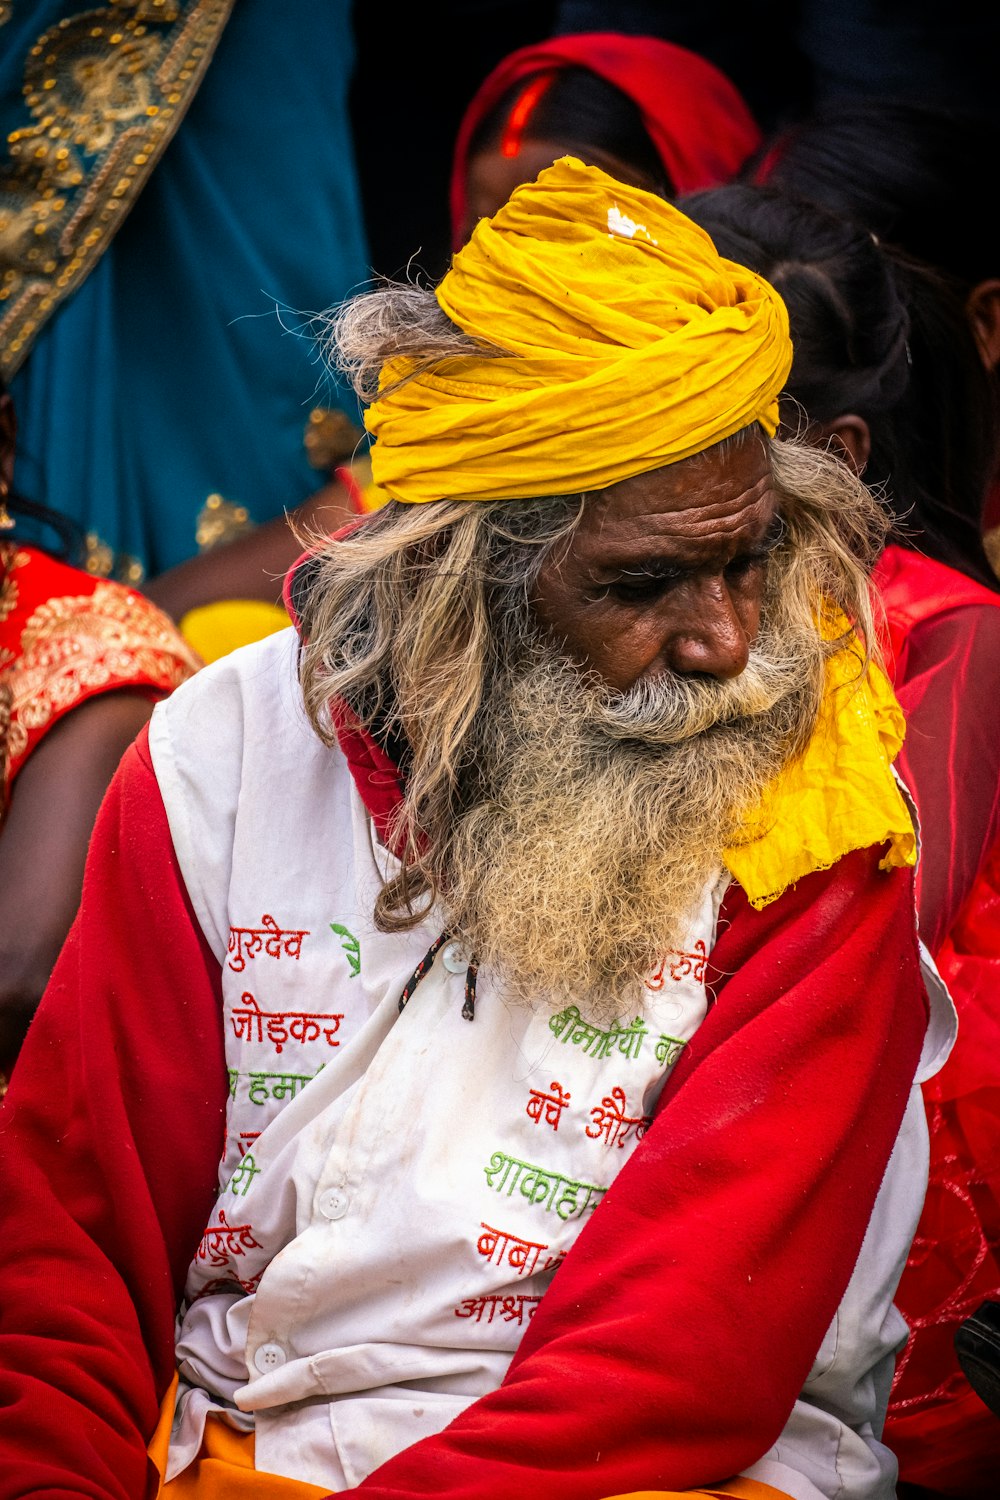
[664,582,753,680]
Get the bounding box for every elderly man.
[0,159,952,1500]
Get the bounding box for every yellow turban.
[365,155,792,505]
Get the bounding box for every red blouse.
[0,542,200,816]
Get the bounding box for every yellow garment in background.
[180,600,291,666]
[367,155,792,505]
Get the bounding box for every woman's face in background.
[460,139,662,246]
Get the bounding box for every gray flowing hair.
[297,282,888,930]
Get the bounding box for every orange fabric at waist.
[149,1376,328,1499]
[150,1378,790,1500]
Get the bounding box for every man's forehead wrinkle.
[580,482,778,560]
[619,487,775,534]
[655,467,775,520]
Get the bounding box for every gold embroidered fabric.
[0,540,23,624]
[0,674,11,803]
[0,544,17,795]
[0,0,235,379]
[83,528,145,583]
[195,492,252,552]
[304,407,365,471]
[5,576,198,767]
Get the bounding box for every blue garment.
[8,0,371,578]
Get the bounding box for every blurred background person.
[350,4,1000,289]
[1,0,371,659]
[0,379,199,1088]
[753,96,1000,570]
[450,30,761,249]
[681,180,1000,1499]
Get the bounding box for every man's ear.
[967,280,1000,371]
[811,414,871,475]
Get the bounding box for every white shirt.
[149,629,954,1497]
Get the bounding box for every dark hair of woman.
[752,98,999,293]
[2,492,84,563]
[680,182,1000,590]
[466,67,671,198]
[0,378,83,563]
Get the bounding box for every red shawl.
[449,32,761,250]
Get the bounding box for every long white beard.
[439,615,823,1020]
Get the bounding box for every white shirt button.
[319,1187,349,1220]
[441,940,470,974]
[253,1342,286,1373]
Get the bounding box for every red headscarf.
[450,32,761,249]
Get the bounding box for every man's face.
[531,437,780,692]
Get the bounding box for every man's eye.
[724,552,769,581]
[608,575,674,604]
